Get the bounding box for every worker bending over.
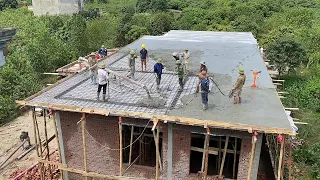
[98,45,107,57]
[128,50,137,79]
[140,44,148,72]
[200,61,208,72]
[176,60,185,91]
[181,49,190,72]
[154,58,164,90]
[232,68,246,104]
[196,70,210,110]
[97,64,109,102]
[88,56,97,84]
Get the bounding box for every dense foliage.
[1,0,320,178]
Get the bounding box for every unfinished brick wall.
[237,138,253,180]
[59,112,254,180]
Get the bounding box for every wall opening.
[122,125,162,167]
[189,134,242,179]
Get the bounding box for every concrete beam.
[250,134,263,180]
[167,123,173,180]
[55,111,69,180]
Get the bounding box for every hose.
[209,77,227,96]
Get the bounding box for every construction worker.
[98,45,107,57]
[200,61,208,72]
[232,68,246,104]
[176,60,185,91]
[88,56,97,84]
[172,52,181,61]
[196,70,210,110]
[181,49,190,72]
[154,58,164,90]
[140,44,148,72]
[128,50,137,79]
[97,64,109,101]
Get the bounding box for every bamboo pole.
[43,109,52,178]
[34,114,44,180]
[201,135,207,172]
[53,111,64,179]
[278,137,285,180]
[247,136,257,180]
[218,137,222,171]
[81,113,88,180]
[219,136,229,178]
[129,126,134,164]
[233,138,237,179]
[32,108,39,157]
[152,122,163,171]
[203,129,210,180]
[155,128,160,180]
[119,116,123,176]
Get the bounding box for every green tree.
[67,15,89,57]
[266,38,306,76]
[0,0,18,11]
[125,25,149,43]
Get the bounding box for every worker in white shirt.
[181,49,190,72]
[97,64,109,101]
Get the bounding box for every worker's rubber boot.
[97,92,100,101]
[239,97,242,104]
[233,97,237,104]
[202,104,207,110]
[102,94,106,102]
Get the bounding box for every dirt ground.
[0,111,58,180]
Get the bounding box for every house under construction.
[17,30,295,180]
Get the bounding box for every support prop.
[219,136,229,178]
[247,131,258,180]
[119,116,123,176]
[81,113,88,180]
[203,128,210,180]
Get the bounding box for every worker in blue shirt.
[140,44,148,72]
[154,58,164,90]
[98,45,107,57]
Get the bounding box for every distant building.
[0,28,16,67]
[32,0,84,16]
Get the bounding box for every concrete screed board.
[26,30,292,133]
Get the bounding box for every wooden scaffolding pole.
[53,111,64,179]
[203,128,210,180]
[247,134,257,180]
[152,120,162,171]
[129,126,134,164]
[155,127,160,180]
[288,138,292,180]
[34,113,44,180]
[81,113,88,180]
[32,108,39,157]
[43,109,52,178]
[119,116,123,176]
[277,136,285,180]
[219,136,229,178]
[233,138,237,179]
[218,136,222,171]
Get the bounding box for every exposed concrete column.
[55,111,69,180]
[167,123,173,180]
[250,134,263,180]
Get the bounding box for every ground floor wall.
[57,111,261,180]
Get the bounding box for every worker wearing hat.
[140,44,148,72]
[88,56,97,84]
[182,49,190,72]
[176,60,185,91]
[97,64,109,101]
[196,70,210,110]
[128,50,137,79]
[154,58,164,90]
[200,61,208,72]
[98,45,107,57]
[232,68,246,104]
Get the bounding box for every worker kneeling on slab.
[196,70,210,110]
[232,68,246,104]
[154,58,164,90]
[97,64,109,101]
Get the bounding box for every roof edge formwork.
[16,100,295,135]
